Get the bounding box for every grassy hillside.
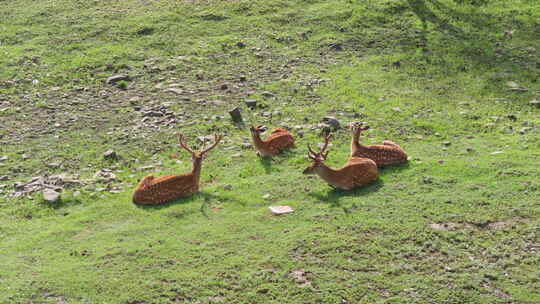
[1,0,539,303]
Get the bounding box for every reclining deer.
[349,122,408,167]
[132,133,222,205]
[303,134,378,190]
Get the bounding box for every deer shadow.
[258,148,297,174]
[379,161,411,175]
[309,178,384,209]
[258,156,275,174]
[308,162,410,211]
[134,191,222,217]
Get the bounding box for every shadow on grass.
[258,156,274,174]
[309,179,384,209]
[380,161,411,175]
[308,162,410,211]
[41,194,83,210]
[134,191,222,218]
[403,0,531,73]
[258,148,297,174]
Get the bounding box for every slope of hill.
[1,0,539,303]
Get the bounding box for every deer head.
[303,134,332,175]
[349,121,370,132]
[250,124,268,135]
[177,133,222,161]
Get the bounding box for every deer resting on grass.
[250,125,295,157]
[349,122,408,167]
[303,134,378,190]
[132,133,222,205]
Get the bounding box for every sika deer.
[132,133,222,205]
[250,125,295,157]
[349,122,408,167]
[303,134,378,190]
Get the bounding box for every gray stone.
[529,99,540,108]
[43,189,60,203]
[138,165,155,171]
[47,162,61,169]
[229,107,243,123]
[245,99,257,109]
[261,91,274,98]
[197,135,214,143]
[143,111,163,117]
[506,81,519,88]
[106,74,130,84]
[519,127,532,134]
[164,88,184,95]
[322,116,340,130]
[94,170,116,182]
[103,150,118,160]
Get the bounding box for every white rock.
[506,81,519,88]
[43,189,60,203]
[269,205,294,215]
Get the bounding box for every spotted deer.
[132,133,222,205]
[250,125,295,157]
[349,122,408,167]
[303,134,378,190]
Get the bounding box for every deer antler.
[307,134,332,161]
[320,133,332,154]
[307,144,316,155]
[307,144,317,160]
[177,133,195,154]
[200,134,222,155]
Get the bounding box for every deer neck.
[191,158,203,183]
[251,132,265,150]
[352,130,366,153]
[314,163,339,185]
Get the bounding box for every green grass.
[1,0,539,303]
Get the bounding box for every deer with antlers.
[132,133,222,205]
[249,125,295,157]
[303,134,378,190]
[349,122,408,167]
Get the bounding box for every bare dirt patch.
[429,217,529,232]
